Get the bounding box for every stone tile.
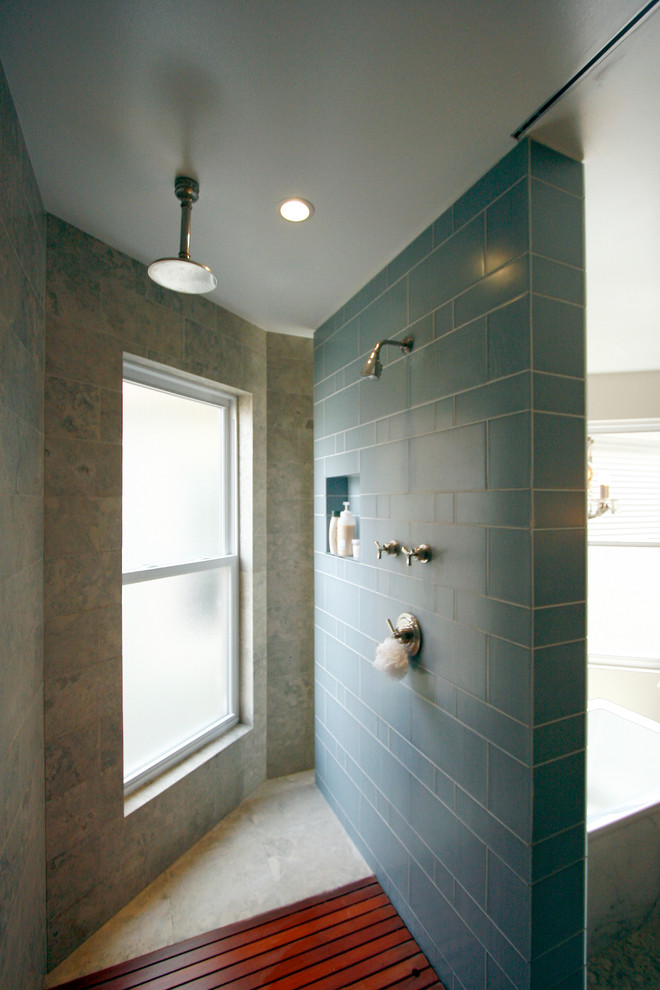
[44,551,121,618]
[46,318,120,390]
[101,280,183,360]
[100,388,122,444]
[45,376,100,439]
[44,496,99,557]
[44,609,99,678]
[45,720,100,801]
[44,436,121,497]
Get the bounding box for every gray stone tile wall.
[266,332,314,777]
[0,62,47,990]
[313,140,587,990]
[44,216,272,968]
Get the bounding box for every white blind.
[588,430,660,544]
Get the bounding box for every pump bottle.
[337,501,356,557]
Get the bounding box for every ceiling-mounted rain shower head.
[361,336,414,379]
[148,176,217,294]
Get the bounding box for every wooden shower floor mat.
[51,876,445,989]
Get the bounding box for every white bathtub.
[588,698,660,831]
[587,698,660,954]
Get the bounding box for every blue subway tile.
[454,255,529,329]
[321,383,359,436]
[456,490,531,528]
[453,883,527,989]
[533,713,584,765]
[358,279,408,354]
[456,691,530,764]
[487,852,531,955]
[455,787,531,882]
[487,295,531,379]
[325,694,362,756]
[411,694,487,803]
[530,141,583,198]
[345,753,377,806]
[434,302,452,337]
[488,527,532,606]
[433,207,454,246]
[410,320,487,406]
[533,296,584,378]
[488,745,532,841]
[323,315,359,377]
[388,402,435,441]
[531,179,584,270]
[532,255,584,306]
[361,800,411,897]
[456,591,533,648]
[344,268,388,323]
[533,604,585,647]
[486,178,529,275]
[533,529,585,607]
[530,932,585,990]
[413,607,487,699]
[533,490,585,529]
[388,224,433,284]
[410,422,487,492]
[360,438,409,494]
[532,751,585,842]
[533,372,584,416]
[359,353,408,424]
[409,216,485,323]
[534,641,586,726]
[411,777,487,904]
[454,141,528,229]
[313,343,325,384]
[322,748,362,824]
[413,521,487,595]
[531,860,585,956]
[488,412,531,489]
[532,823,585,882]
[455,372,530,426]
[488,636,532,724]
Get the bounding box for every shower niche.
[326,475,360,557]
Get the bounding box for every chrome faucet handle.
[376,539,400,560]
[401,544,431,566]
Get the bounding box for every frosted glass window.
[122,357,238,791]
[123,565,234,781]
[123,382,226,571]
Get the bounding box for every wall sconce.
[587,436,616,519]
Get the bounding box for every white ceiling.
[0,1,657,374]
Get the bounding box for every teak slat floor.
[50,877,445,990]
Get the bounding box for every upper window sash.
[122,355,238,565]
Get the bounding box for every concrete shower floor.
[44,770,371,988]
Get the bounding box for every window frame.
[121,355,239,795]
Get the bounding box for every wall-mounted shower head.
[361,336,413,379]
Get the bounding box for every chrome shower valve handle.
[401,544,432,566]
[375,539,400,560]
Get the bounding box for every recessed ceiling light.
[279,198,314,222]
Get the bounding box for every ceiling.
[0,0,658,374]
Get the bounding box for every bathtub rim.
[587,697,660,834]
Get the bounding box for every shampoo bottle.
[337,501,356,557]
[328,510,340,554]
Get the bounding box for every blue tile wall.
[314,140,586,989]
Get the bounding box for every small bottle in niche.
[337,501,356,557]
[328,510,340,554]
